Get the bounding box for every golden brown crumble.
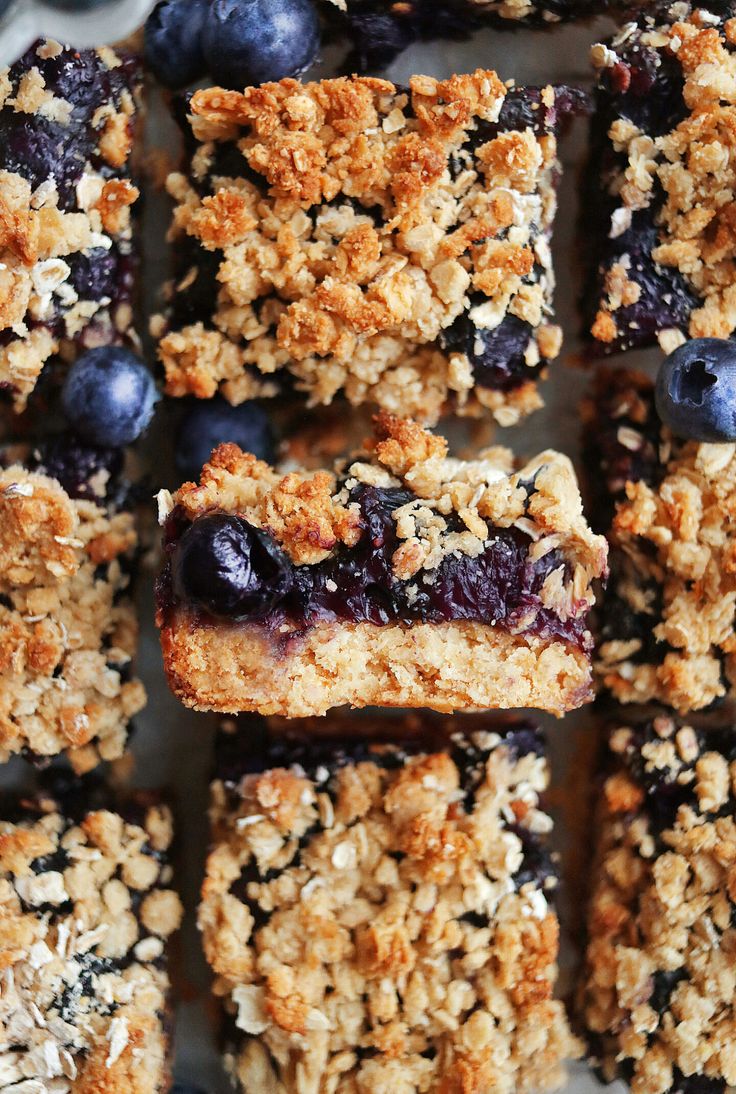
[591,5,736,347]
[170,411,606,578]
[0,786,182,1092]
[0,40,142,410]
[593,372,736,712]
[0,465,146,771]
[579,714,736,1093]
[156,71,567,425]
[201,717,581,1092]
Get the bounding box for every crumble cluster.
[585,369,736,713]
[0,779,182,1093]
[155,70,567,425]
[200,715,581,1093]
[579,713,736,1093]
[0,39,142,409]
[166,411,606,603]
[0,456,146,772]
[590,3,736,351]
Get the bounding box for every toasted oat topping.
[0,781,182,1093]
[579,713,736,1093]
[0,459,145,772]
[201,717,581,1093]
[156,72,569,425]
[590,3,736,349]
[588,370,736,712]
[0,39,142,409]
[170,412,607,592]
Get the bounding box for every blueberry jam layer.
[159,484,590,649]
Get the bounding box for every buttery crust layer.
[160,613,593,717]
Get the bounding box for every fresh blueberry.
[61,347,158,448]
[0,0,13,16]
[145,0,210,89]
[175,398,275,483]
[172,513,293,619]
[655,338,736,442]
[202,0,320,89]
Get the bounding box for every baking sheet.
[0,6,667,1089]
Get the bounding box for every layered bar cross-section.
[200,713,580,1093]
[0,774,182,1091]
[155,71,581,426]
[156,414,607,716]
[584,368,736,713]
[578,711,736,1092]
[0,38,142,409]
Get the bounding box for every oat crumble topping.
[0,779,182,1093]
[586,369,736,712]
[579,713,736,1093]
[589,3,736,350]
[156,72,574,425]
[0,454,146,772]
[0,39,142,409]
[201,715,581,1092]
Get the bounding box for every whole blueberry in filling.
[172,513,294,620]
[167,484,588,649]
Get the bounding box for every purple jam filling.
[158,483,591,649]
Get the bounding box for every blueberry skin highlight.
[655,338,736,443]
[202,0,320,89]
[145,0,210,89]
[172,513,293,620]
[61,347,158,448]
[175,398,275,483]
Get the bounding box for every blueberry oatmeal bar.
[578,711,736,1093]
[0,773,182,1091]
[156,413,607,717]
[155,72,582,426]
[0,434,146,772]
[584,368,736,713]
[322,1,610,71]
[587,3,736,354]
[0,39,142,410]
[200,713,581,1093]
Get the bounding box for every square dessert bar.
[156,71,582,426]
[156,414,608,717]
[0,434,146,771]
[578,712,736,1092]
[584,368,736,713]
[0,38,142,409]
[587,3,736,353]
[0,773,182,1092]
[324,1,609,70]
[201,713,581,1093]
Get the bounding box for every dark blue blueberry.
[655,338,736,443]
[202,0,320,89]
[441,311,542,392]
[172,513,293,620]
[61,347,158,448]
[145,0,210,89]
[175,398,275,483]
[0,0,12,16]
